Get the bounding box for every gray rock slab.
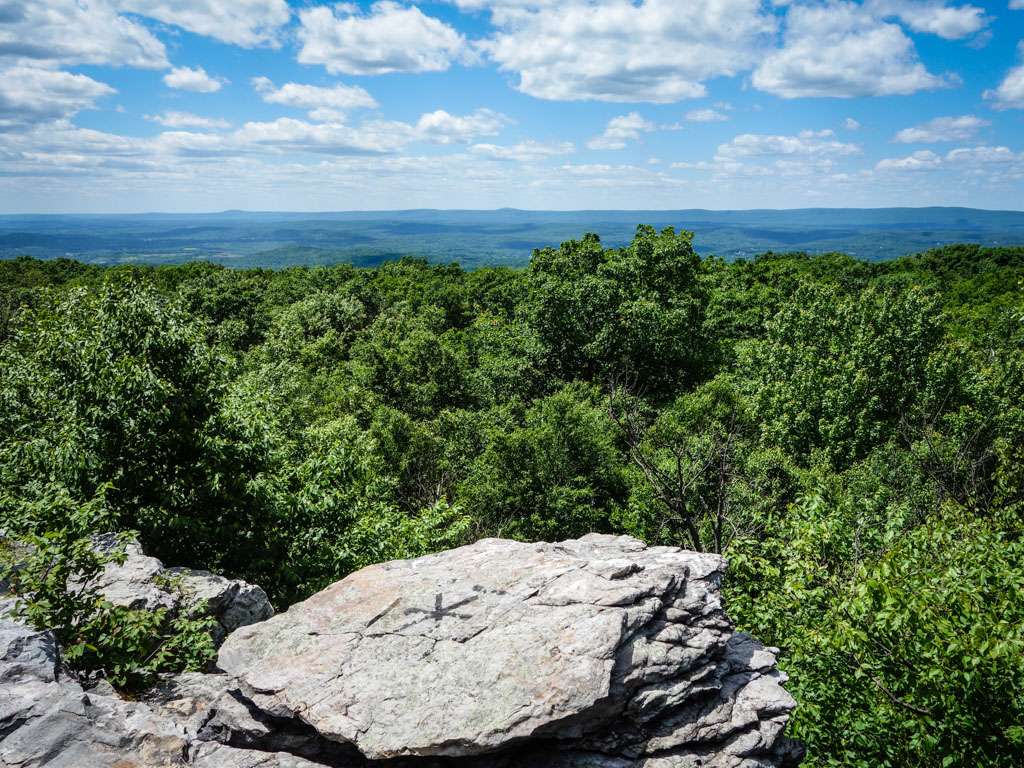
[218,534,797,766]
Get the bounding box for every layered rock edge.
[0,534,802,768]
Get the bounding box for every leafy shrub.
[0,497,216,690]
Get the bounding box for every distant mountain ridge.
[3,207,1023,267]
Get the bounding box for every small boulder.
[92,534,274,640]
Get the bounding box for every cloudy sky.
[1,0,1022,212]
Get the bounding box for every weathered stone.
[91,534,274,640]
[143,672,358,764]
[0,614,58,684]
[191,743,335,768]
[0,617,190,768]
[166,567,275,633]
[1,534,800,768]
[218,534,799,766]
[92,534,178,612]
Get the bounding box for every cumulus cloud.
[471,140,575,162]
[230,117,415,155]
[454,1,981,103]
[1011,0,1024,9]
[252,77,378,116]
[415,108,511,144]
[945,145,1019,163]
[866,0,989,40]
[984,43,1024,109]
[894,115,989,142]
[158,107,511,157]
[587,112,656,150]
[297,1,468,75]
[93,106,511,162]
[715,129,861,160]
[163,66,226,93]
[0,65,115,130]
[876,149,942,170]
[0,0,289,65]
[685,108,730,123]
[844,118,862,130]
[479,0,776,103]
[145,111,230,130]
[3,116,1020,211]
[877,145,1023,171]
[0,0,167,69]
[753,2,952,98]
[117,0,290,48]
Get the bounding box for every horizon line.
[3,205,1024,217]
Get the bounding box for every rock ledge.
[0,534,802,768]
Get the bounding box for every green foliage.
[728,491,1024,768]
[616,376,794,553]
[350,303,470,418]
[1,238,1022,763]
[0,496,215,691]
[0,279,223,543]
[459,382,626,540]
[528,226,707,391]
[741,283,942,467]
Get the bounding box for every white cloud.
[685,108,730,123]
[307,109,348,124]
[471,140,575,162]
[715,129,861,160]
[231,117,414,155]
[252,77,378,115]
[866,0,989,40]
[0,1,289,62]
[984,43,1024,110]
[116,0,291,48]
[65,106,513,161]
[163,66,226,93]
[145,111,230,130]
[1011,1,1024,9]
[844,117,862,130]
[552,162,689,191]
[415,108,511,143]
[753,2,952,98]
[945,145,1019,164]
[3,118,1021,212]
[876,149,942,170]
[0,65,115,130]
[893,114,989,142]
[877,145,1023,172]
[479,0,777,103]
[587,112,656,150]
[446,0,555,8]
[297,1,467,75]
[0,0,167,69]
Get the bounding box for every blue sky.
[1,0,1022,212]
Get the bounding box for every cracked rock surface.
[1,535,801,768]
[218,534,801,767]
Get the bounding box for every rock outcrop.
[0,613,192,768]
[0,535,802,768]
[91,534,275,638]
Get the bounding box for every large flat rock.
[217,534,797,765]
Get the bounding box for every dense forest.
[1,230,1022,767]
